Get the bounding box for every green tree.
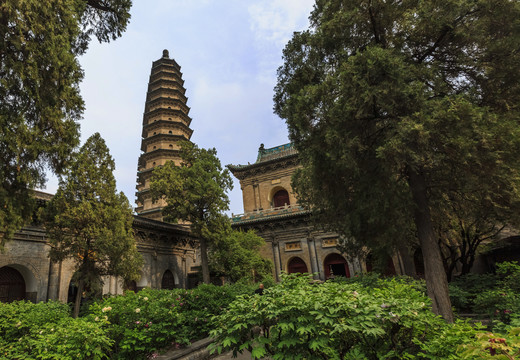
[150,141,233,284]
[210,229,273,283]
[43,133,142,318]
[274,0,520,322]
[435,189,520,281]
[0,0,132,248]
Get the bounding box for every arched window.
[161,270,175,290]
[324,253,350,279]
[287,257,308,274]
[273,189,290,208]
[0,266,25,303]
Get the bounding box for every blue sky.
[41,0,315,216]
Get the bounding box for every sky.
[41,0,315,216]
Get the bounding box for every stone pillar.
[46,260,60,301]
[272,238,281,282]
[307,235,319,279]
[314,239,324,280]
[181,254,187,289]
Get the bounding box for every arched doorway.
[161,270,175,290]
[273,189,290,208]
[324,253,350,279]
[124,280,137,292]
[0,266,26,302]
[287,257,308,274]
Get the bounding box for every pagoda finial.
[162,49,169,59]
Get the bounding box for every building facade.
[228,143,368,281]
[0,191,199,303]
[1,51,200,303]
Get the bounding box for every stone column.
[151,250,158,288]
[307,235,319,279]
[181,254,187,289]
[314,239,324,280]
[272,238,281,282]
[46,260,60,301]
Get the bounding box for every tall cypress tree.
[274,0,520,322]
[43,133,142,317]
[0,0,132,247]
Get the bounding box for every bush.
[0,301,112,360]
[469,262,520,324]
[458,326,520,359]
[210,273,462,359]
[473,289,520,323]
[89,283,256,359]
[450,273,497,313]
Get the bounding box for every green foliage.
[1,283,255,360]
[457,327,520,359]
[473,289,520,324]
[0,301,112,360]
[274,0,520,321]
[448,263,520,324]
[211,273,463,359]
[210,229,273,283]
[0,0,132,247]
[449,273,497,313]
[332,272,427,295]
[89,284,255,359]
[495,261,520,293]
[150,141,233,284]
[42,133,142,317]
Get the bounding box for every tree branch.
[86,0,116,13]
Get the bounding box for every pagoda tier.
[135,49,193,220]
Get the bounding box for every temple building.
[2,49,518,304]
[0,51,200,303]
[135,49,194,221]
[227,143,365,281]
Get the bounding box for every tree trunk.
[200,237,210,284]
[408,166,454,323]
[396,243,417,278]
[73,278,84,319]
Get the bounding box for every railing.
[231,204,306,222]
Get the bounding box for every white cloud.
[248,0,314,47]
[40,1,314,216]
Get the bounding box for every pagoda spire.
[135,49,193,220]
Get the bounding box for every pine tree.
[43,133,142,317]
[0,0,132,247]
[274,0,520,322]
[151,141,233,284]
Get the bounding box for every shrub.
[473,289,520,324]
[89,283,256,359]
[457,326,520,359]
[450,273,497,313]
[0,301,112,360]
[210,273,457,359]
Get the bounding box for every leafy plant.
[458,327,520,359]
[89,284,255,359]
[210,273,455,359]
[0,301,112,360]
